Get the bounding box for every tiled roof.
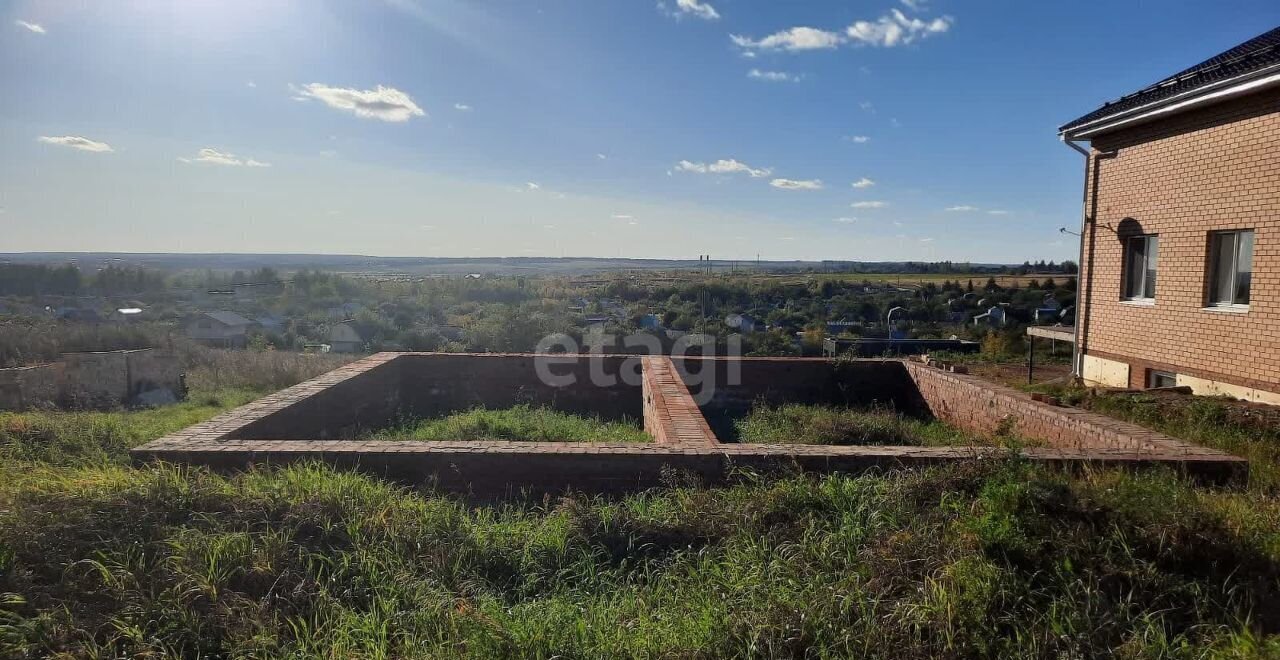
[204,311,255,326]
[1060,26,1280,135]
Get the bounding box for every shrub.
[0,319,174,368]
[980,329,1024,360]
[180,346,354,392]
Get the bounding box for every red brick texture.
[903,362,1215,454]
[1077,86,1280,393]
[131,353,1247,494]
[642,356,717,446]
[397,353,644,422]
[669,356,926,439]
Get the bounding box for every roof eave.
[1059,63,1280,141]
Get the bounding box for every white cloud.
[920,237,935,242]
[832,217,858,224]
[15,20,45,34]
[293,83,425,122]
[845,135,871,144]
[246,81,257,88]
[178,148,271,167]
[453,103,472,111]
[37,136,112,153]
[770,178,823,190]
[988,209,1010,216]
[731,26,842,52]
[677,0,719,20]
[748,69,801,82]
[846,10,952,47]
[851,177,875,189]
[945,205,979,212]
[597,153,607,160]
[859,101,875,113]
[675,158,771,178]
[611,214,634,220]
[732,11,950,54]
[851,201,887,209]
[659,0,719,21]
[525,182,541,191]
[901,0,926,9]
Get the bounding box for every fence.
[0,348,182,410]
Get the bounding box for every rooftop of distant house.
[200,311,255,326]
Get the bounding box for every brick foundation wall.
[398,353,644,423]
[132,441,1246,497]
[642,356,717,445]
[133,354,1248,493]
[230,354,403,440]
[905,361,1197,452]
[670,357,927,440]
[1078,86,1280,394]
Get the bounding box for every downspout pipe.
[1061,135,1091,381]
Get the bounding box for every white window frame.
[1122,235,1159,302]
[1205,229,1254,309]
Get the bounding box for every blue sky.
[1,1,1277,262]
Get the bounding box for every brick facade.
[1077,86,1280,395]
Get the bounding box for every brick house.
[186,311,258,349]
[1059,26,1280,404]
[328,321,369,354]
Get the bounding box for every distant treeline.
[0,264,167,297]
[0,264,296,297]
[812,260,1078,275]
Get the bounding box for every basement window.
[1147,370,1178,389]
[1207,230,1253,308]
[1122,235,1158,301]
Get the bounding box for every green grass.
[0,378,1278,656]
[1031,386,1280,496]
[370,405,651,443]
[0,388,260,466]
[734,403,1008,447]
[0,460,1276,658]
